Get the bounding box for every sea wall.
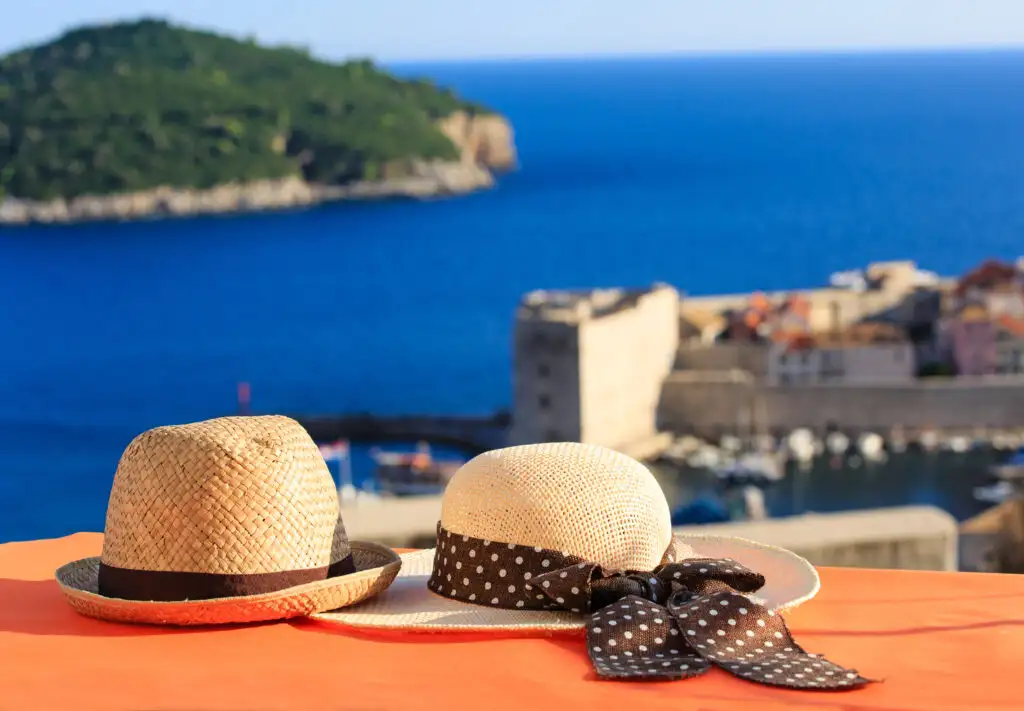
[0,112,516,226]
[674,343,770,380]
[659,373,1024,434]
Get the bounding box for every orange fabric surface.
[3,534,1024,711]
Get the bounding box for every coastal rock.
[439,111,518,171]
[0,114,516,226]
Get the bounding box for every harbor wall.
[674,343,770,380]
[659,374,1024,435]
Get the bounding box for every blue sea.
[2,52,1023,542]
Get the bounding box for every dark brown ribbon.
[428,524,876,690]
[98,554,356,601]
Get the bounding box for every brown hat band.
[98,554,355,602]
[428,523,875,691]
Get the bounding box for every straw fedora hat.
[56,415,401,626]
[318,443,873,690]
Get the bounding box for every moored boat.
[991,447,1024,480]
[371,442,463,497]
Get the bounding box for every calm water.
[2,52,1023,542]
[656,450,1000,524]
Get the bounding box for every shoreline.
[0,160,508,227]
[0,110,518,227]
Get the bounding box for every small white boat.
[857,432,887,462]
[918,430,939,452]
[992,433,1016,452]
[992,448,1024,480]
[784,428,816,464]
[719,435,743,454]
[946,436,971,454]
[663,435,704,464]
[974,480,1016,504]
[825,431,850,456]
[686,444,723,470]
[714,452,783,485]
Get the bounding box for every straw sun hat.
[319,442,873,691]
[56,415,401,626]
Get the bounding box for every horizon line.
[380,43,1024,66]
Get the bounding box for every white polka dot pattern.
[670,590,872,690]
[587,595,709,680]
[427,524,582,611]
[426,524,875,691]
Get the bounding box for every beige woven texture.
[58,543,401,626]
[57,415,405,626]
[440,442,673,571]
[317,442,820,631]
[101,415,342,575]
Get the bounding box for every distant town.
[509,258,1024,458]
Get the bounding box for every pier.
[295,412,510,454]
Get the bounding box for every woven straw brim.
[56,542,401,626]
[313,535,820,632]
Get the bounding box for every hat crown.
[100,416,345,576]
[440,442,672,571]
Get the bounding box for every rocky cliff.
[0,112,517,226]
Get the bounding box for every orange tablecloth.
[2,534,1023,711]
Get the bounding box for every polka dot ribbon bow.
[428,525,876,691]
[531,556,875,690]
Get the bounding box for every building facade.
[766,324,915,385]
[509,284,680,451]
[994,315,1024,375]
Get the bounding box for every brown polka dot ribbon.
[428,524,877,691]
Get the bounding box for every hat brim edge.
[55,540,402,626]
[312,534,821,632]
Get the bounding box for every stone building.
[939,259,1024,375]
[766,323,916,385]
[509,284,679,453]
[681,260,942,335]
[994,314,1024,375]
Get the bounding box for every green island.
[0,19,515,221]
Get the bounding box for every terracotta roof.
[956,259,1020,297]
[749,292,771,313]
[997,314,1024,338]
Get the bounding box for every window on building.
[800,352,809,365]
[537,363,550,378]
[538,394,551,410]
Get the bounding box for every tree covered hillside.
[0,19,492,200]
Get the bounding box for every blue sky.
[5,0,1024,61]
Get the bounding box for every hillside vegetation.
[0,19,493,201]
